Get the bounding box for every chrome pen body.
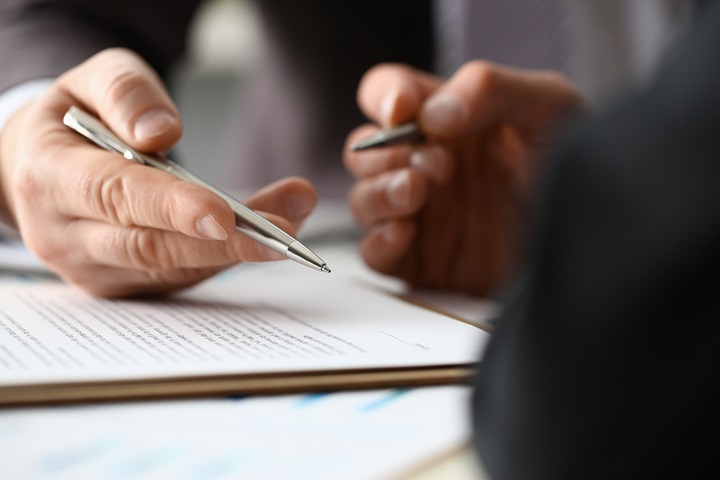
[63,106,330,273]
[349,121,423,152]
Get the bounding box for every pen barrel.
[134,157,328,270]
[154,159,327,271]
[159,160,296,254]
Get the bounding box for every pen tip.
[321,265,331,273]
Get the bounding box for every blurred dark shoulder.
[473,2,720,479]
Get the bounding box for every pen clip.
[63,106,182,178]
[63,106,145,164]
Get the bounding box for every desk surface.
[406,447,490,480]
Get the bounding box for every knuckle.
[122,228,172,271]
[101,67,149,111]
[12,165,43,204]
[167,181,207,230]
[26,235,65,266]
[104,174,134,225]
[81,169,130,225]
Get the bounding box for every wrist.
[0,84,52,232]
[0,79,53,132]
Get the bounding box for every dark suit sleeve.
[472,3,720,479]
[0,0,201,92]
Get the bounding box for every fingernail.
[380,222,398,244]
[380,89,401,127]
[410,145,447,182]
[387,170,410,208]
[285,192,315,219]
[257,243,286,261]
[197,214,228,241]
[421,92,466,133]
[133,108,176,141]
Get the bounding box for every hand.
[0,48,317,297]
[344,62,586,296]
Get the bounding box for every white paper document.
[0,204,492,479]
[0,273,487,400]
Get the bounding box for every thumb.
[57,48,182,152]
[418,61,584,140]
[357,63,442,127]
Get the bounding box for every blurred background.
[171,0,260,190]
[169,0,693,192]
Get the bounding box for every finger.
[243,177,317,230]
[63,264,223,299]
[418,61,584,138]
[53,214,294,273]
[408,144,455,185]
[30,144,237,241]
[345,125,455,184]
[57,48,182,152]
[357,63,441,127]
[349,168,428,228]
[360,220,416,275]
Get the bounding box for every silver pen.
[349,121,424,152]
[63,106,330,273]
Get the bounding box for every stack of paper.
[0,272,488,405]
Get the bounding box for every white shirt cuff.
[0,79,54,237]
[0,78,54,133]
